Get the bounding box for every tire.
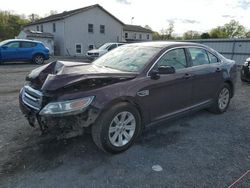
[91,102,142,154]
[209,83,231,114]
[33,54,45,65]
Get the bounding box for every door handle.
[183,73,192,79]
[215,67,222,72]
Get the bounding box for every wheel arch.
[224,79,234,98]
[101,96,147,128]
[32,52,45,59]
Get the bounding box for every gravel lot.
[0,61,250,188]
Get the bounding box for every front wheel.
[91,102,142,154]
[33,54,45,65]
[209,83,231,114]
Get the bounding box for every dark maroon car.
[19,42,237,153]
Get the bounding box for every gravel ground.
[0,61,250,188]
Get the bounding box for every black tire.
[32,54,45,65]
[91,102,142,154]
[209,83,231,114]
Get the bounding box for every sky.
[1,0,250,35]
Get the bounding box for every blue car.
[0,39,50,64]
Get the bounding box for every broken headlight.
[39,96,94,116]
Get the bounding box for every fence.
[187,38,250,65]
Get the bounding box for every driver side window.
[157,48,187,70]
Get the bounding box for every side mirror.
[158,65,175,74]
[150,70,160,80]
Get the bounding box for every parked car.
[241,57,250,82]
[86,42,124,59]
[0,39,49,65]
[19,42,237,153]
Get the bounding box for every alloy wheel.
[108,111,136,147]
[218,87,230,110]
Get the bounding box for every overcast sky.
[1,0,250,35]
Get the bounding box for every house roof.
[25,4,124,26]
[123,24,153,33]
[23,30,54,38]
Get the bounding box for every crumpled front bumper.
[19,87,100,137]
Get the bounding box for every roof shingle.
[123,24,153,33]
[25,4,124,26]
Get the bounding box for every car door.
[138,48,194,122]
[187,47,224,105]
[19,41,36,60]
[1,41,21,60]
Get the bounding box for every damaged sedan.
[19,42,237,153]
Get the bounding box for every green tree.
[209,20,246,38]
[201,32,210,39]
[224,20,246,38]
[152,32,161,40]
[0,11,29,41]
[210,26,227,38]
[183,30,200,40]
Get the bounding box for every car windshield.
[98,43,112,50]
[0,39,11,46]
[93,45,161,72]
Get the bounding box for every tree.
[28,13,40,22]
[156,22,175,40]
[0,11,29,41]
[210,26,227,38]
[245,31,250,38]
[165,22,174,40]
[201,32,210,39]
[224,20,246,38]
[209,20,246,38]
[152,32,161,40]
[183,30,200,40]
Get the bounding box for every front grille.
[22,85,43,111]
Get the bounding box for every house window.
[41,25,43,32]
[147,34,149,40]
[139,34,142,39]
[75,44,82,54]
[88,44,94,50]
[100,25,105,34]
[88,24,93,33]
[125,33,128,38]
[134,33,136,39]
[36,25,39,31]
[53,23,56,32]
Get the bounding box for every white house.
[22,4,124,56]
[123,24,153,42]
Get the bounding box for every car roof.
[2,39,42,44]
[125,41,207,49]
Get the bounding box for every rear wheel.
[91,102,142,154]
[209,83,231,114]
[33,54,45,65]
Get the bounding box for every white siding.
[123,31,152,41]
[63,7,123,56]
[24,21,65,55]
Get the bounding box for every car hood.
[26,61,137,92]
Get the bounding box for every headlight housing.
[39,96,94,116]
